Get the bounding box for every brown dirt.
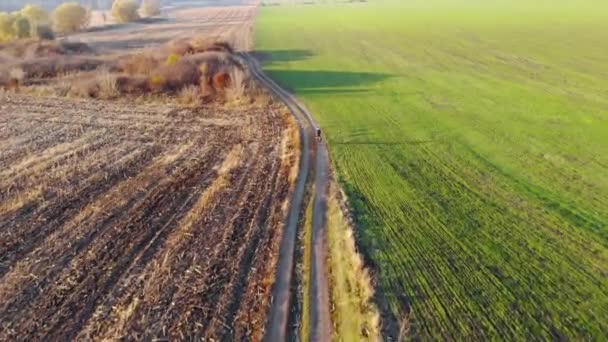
[0,88,296,340]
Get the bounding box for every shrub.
[190,37,234,54]
[112,0,140,23]
[212,72,230,92]
[21,41,91,59]
[21,4,49,36]
[17,56,105,79]
[35,25,55,40]
[149,59,200,92]
[118,53,159,76]
[167,38,194,56]
[116,75,149,94]
[141,0,161,17]
[53,3,90,34]
[13,16,31,39]
[165,53,180,66]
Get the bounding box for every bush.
[53,3,90,34]
[118,53,159,76]
[141,0,161,17]
[167,38,194,56]
[112,0,140,23]
[116,75,149,94]
[13,16,31,39]
[165,53,180,66]
[21,4,49,36]
[149,59,200,92]
[35,25,55,40]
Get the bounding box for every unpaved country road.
[243,57,332,342]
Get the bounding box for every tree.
[112,0,140,23]
[52,2,90,34]
[13,15,30,38]
[0,12,16,41]
[141,0,161,17]
[20,4,49,36]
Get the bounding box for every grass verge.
[299,189,314,342]
[326,182,380,341]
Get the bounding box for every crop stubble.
[0,94,297,340]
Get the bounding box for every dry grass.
[194,40,234,54]
[150,59,201,93]
[250,84,273,108]
[225,67,250,103]
[280,109,301,184]
[118,53,160,76]
[326,182,381,341]
[0,39,81,60]
[168,38,195,56]
[95,67,120,99]
[178,85,201,107]
[299,190,314,342]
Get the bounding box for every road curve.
[241,55,332,341]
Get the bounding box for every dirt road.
[243,56,332,341]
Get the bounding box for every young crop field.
[256,0,608,339]
[0,93,296,340]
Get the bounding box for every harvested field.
[0,87,296,339]
[77,2,257,54]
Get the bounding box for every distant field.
[256,0,608,339]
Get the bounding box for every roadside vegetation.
[257,0,608,339]
[326,182,380,341]
[299,192,314,342]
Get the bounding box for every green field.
[256,0,608,339]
